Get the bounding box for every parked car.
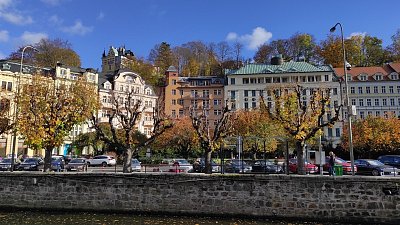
[377,155,400,169]
[0,158,21,171]
[131,159,141,172]
[192,158,220,173]
[288,158,318,174]
[159,159,192,173]
[86,155,116,167]
[224,159,252,173]
[355,159,399,176]
[323,156,357,174]
[51,156,65,171]
[65,158,87,172]
[251,160,283,174]
[19,157,44,171]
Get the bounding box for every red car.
[288,158,318,174]
[324,156,357,174]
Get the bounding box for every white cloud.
[19,31,48,45]
[41,0,62,6]
[0,0,12,11]
[97,12,104,20]
[0,30,9,42]
[0,12,33,25]
[226,27,273,50]
[49,14,63,25]
[348,32,367,39]
[61,20,93,36]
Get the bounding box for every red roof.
[333,66,394,81]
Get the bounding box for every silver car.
[131,159,141,172]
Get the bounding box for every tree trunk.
[123,147,133,173]
[204,149,212,174]
[296,141,306,175]
[44,147,52,172]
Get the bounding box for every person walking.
[328,151,335,176]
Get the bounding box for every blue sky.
[1,0,400,70]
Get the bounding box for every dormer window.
[146,89,151,95]
[390,73,398,80]
[375,74,383,80]
[22,67,30,73]
[2,64,11,70]
[104,83,111,90]
[359,74,367,81]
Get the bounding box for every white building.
[224,56,343,147]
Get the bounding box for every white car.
[86,155,116,167]
[159,158,192,173]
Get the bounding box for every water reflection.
[0,210,351,225]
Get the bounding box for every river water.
[0,210,357,225]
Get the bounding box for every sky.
[1,0,400,70]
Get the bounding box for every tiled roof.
[388,62,400,72]
[226,61,333,75]
[333,66,399,81]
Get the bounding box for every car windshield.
[24,158,38,163]
[132,159,140,164]
[367,160,385,166]
[70,159,85,163]
[335,157,347,163]
[255,161,274,166]
[175,159,189,164]
[230,160,248,166]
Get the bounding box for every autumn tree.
[190,103,234,174]
[8,38,81,67]
[262,84,341,174]
[315,35,344,67]
[231,110,286,158]
[17,74,99,171]
[254,44,274,63]
[0,96,13,136]
[388,29,400,62]
[91,82,172,173]
[342,115,400,158]
[152,117,200,158]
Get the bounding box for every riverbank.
[0,173,398,224]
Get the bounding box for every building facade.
[0,60,99,157]
[224,58,343,147]
[163,66,225,126]
[334,63,400,120]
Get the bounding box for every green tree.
[8,38,81,67]
[261,84,341,174]
[388,29,400,62]
[362,35,386,66]
[17,75,99,171]
[149,42,175,75]
[0,96,13,136]
[254,44,274,63]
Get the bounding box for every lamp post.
[10,45,36,172]
[330,23,355,176]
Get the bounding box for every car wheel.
[101,162,107,167]
[372,169,380,176]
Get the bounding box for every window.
[335,128,340,137]
[391,74,399,80]
[252,90,256,97]
[351,99,356,105]
[252,102,257,108]
[179,99,184,105]
[359,99,364,106]
[202,90,209,97]
[390,98,395,106]
[244,90,249,97]
[358,87,363,94]
[1,81,6,90]
[324,75,329,81]
[242,78,249,84]
[172,89,176,95]
[381,86,386,93]
[333,88,338,95]
[366,86,370,94]
[397,86,400,93]
[230,78,235,85]
[6,82,12,91]
[382,99,387,106]
[376,111,381,116]
[172,79,176,85]
[171,110,176,118]
[2,64,10,70]
[389,86,394,93]
[350,87,355,94]
[214,110,222,115]
[213,89,222,95]
[213,99,221,105]
[328,128,333,137]
[102,96,107,103]
[360,111,365,119]
[367,99,371,106]
[375,99,379,106]
[360,75,367,81]
[375,74,382,80]
[374,86,378,93]
[244,102,249,109]
[172,99,176,105]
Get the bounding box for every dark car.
[355,159,399,176]
[51,156,66,171]
[0,158,21,171]
[251,160,283,174]
[224,159,252,173]
[19,158,44,171]
[377,155,400,169]
[65,158,87,172]
[193,158,219,173]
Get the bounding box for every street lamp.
[330,23,355,176]
[10,45,37,172]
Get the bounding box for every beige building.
[163,66,225,126]
[0,60,99,157]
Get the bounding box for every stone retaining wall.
[0,173,399,224]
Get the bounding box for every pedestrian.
[328,151,335,176]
